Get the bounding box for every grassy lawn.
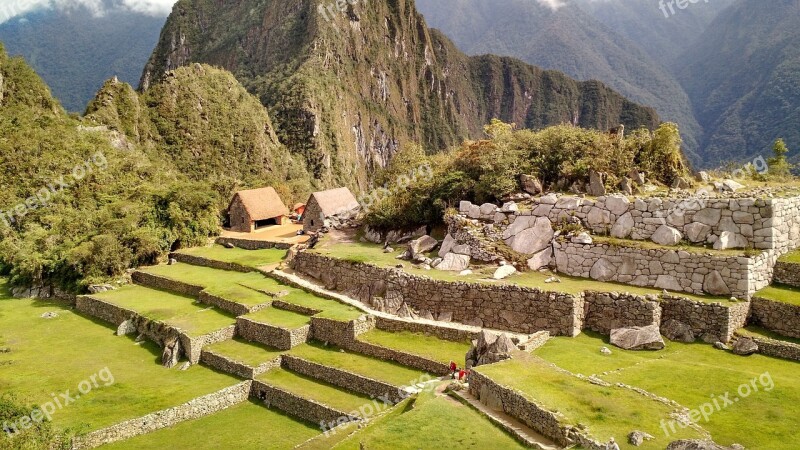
[142,263,362,320]
[534,333,800,448]
[244,307,311,329]
[104,400,319,450]
[755,284,800,306]
[479,357,704,449]
[92,285,235,337]
[778,250,800,264]
[737,325,800,345]
[315,240,727,304]
[204,338,284,367]
[258,369,375,414]
[358,329,471,365]
[289,342,429,387]
[302,388,525,450]
[0,284,238,433]
[177,245,287,268]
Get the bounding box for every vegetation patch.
[177,245,287,268]
[358,329,471,366]
[244,308,311,330]
[257,369,375,414]
[204,339,285,368]
[754,284,800,306]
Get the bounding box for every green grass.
[755,284,800,306]
[92,285,235,337]
[478,357,704,449]
[737,326,800,345]
[204,338,285,367]
[258,369,375,414]
[534,333,800,448]
[289,342,429,387]
[0,282,238,433]
[358,329,471,365]
[244,307,311,329]
[104,400,319,450]
[177,245,287,268]
[142,263,362,320]
[302,388,525,449]
[315,240,728,304]
[778,250,800,264]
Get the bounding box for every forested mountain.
[416,0,703,163]
[0,4,165,112]
[140,0,658,188]
[676,0,800,165]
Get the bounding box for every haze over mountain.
[0,1,167,111]
[141,0,657,188]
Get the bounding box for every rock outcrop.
[610,324,665,350]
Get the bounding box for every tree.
[768,138,793,179]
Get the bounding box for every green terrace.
[358,329,472,366]
[176,245,288,268]
[300,389,526,450]
[91,285,235,337]
[257,369,376,414]
[140,263,362,321]
[754,284,800,306]
[204,338,285,367]
[737,325,800,345]
[532,333,800,448]
[244,307,311,330]
[314,240,730,304]
[478,356,704,449]
[0,291,238,432]
[289,342,430,387]
[778,249,800,264]
[104,400,320,450]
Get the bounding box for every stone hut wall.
[72,382,252,449]
[303,197,325,232]
[293,252,583,336]
[749,297,800,339]
[582,293,662,334]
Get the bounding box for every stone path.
[271,268,533,343]
[449,387,562,450]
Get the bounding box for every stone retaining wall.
[75,296,136,325]
[293,252,583,336]
[236,317,310,350]
[554,241,765,299]
[660,297,749,342]
[282,355,406,403]
[374,316,479,343]
[749,297,800,339]
[72,382,251,449]
[198,291,269,317]
[310,316,375,347]
[773,261,800,288]
[200,349,281,379]
[183,326,237,364]
[519,331,551,352]
[251,380,356,426]
[131,271,203,297]
[750,336,800,362]
[170,252,256,273]
[582,293,662,334]
[272,299,321,316]
[216,237,293,250]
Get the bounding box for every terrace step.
[236,309,312,350]
[200,339,284,379]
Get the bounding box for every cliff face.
[141,0,658,188]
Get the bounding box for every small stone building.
[303,187,360,232]
[227,187,289,232]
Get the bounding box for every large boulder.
[590,258,616,282]
[438,234,455,257]
[732,337,759,356]
[527,247,553,270]
[610,325,665,351]
[468,331,516,366]
[666,440,732,450]
[116,320,137,336]
[660,319,695,343]
[651,225,683,246]
[611,212,635,239]
[493,265,517,280]
[587,169,606,196]
[162,336,183,368]
[703,271,731,296]
[685,222,712,243]
[436,253,470,271]
[520,174,543,195]
[714,231,747,250]
[605,196,631,215]
[407,235,438,258]
[694,208,722,227]
[505,217,554,255]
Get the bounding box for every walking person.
[449,360,457,379]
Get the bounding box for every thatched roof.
[230,187,289,220]
[308,187,360,217]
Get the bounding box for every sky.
[0,0,178,24]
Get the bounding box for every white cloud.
[0,0,177,25]
[537,0,568,10]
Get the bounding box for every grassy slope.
[535,333,800,448]
[177,246,287,268]
[755,284,800,306]
[104,400,320,450]
[315,240,728,304]
[204,338,285,367]
[0,281,237,432]
[778,250,800,264]
[92,285,235,336]
[257,369,375,414]
[244,307,311,329]
[358,329,471,366]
